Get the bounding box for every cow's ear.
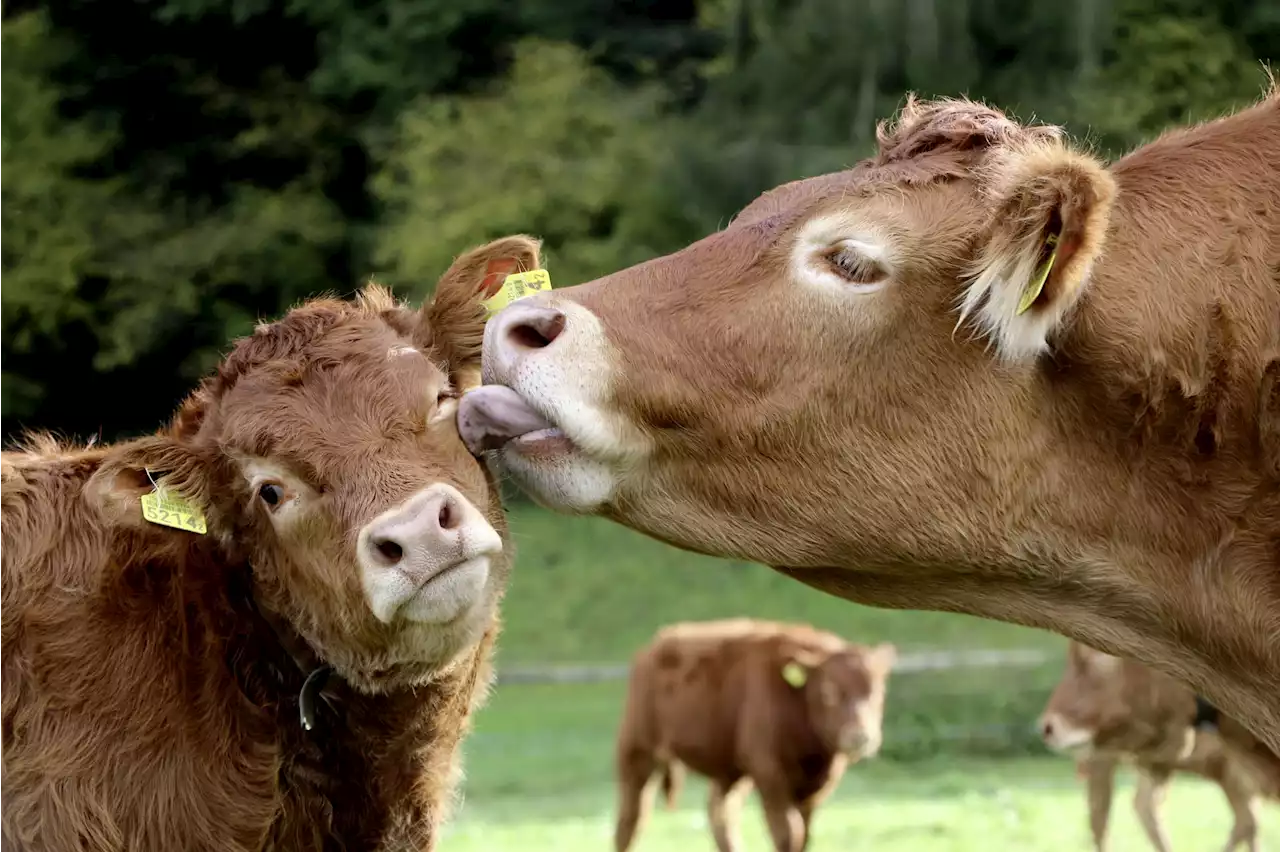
[959,140,1116,363]
[1078,644,1123,675]
[418,235,543,392]
[867,642,897,675]
[87,432,213,530]
[781,649,824,689]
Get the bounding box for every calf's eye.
[258,482,286,508]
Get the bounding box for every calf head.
[94,236,543,693]
[783,642,896,759]
[1038,641,1195,761]
[459,97,1116,575]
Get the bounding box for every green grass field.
[441,503,1279,849]
[444,682,1280,851]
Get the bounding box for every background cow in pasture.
[613,618,895,852]
[1,236,544,851]
[1039,641,1279,852]
[459,89,1280,748]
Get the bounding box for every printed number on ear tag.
[1016,234,1060,316]
[782,661,808,688]
[481,269,552,318]
[141,490,207,534]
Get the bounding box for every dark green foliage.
[1,0,1275,439]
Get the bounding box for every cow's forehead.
[730,170,867,231]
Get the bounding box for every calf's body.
[2,236,545,851]
[613,619,894,852]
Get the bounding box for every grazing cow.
[1,236,543,851]
[1039,641,1279,852]
[458,89,1280,747]
[613,618,895,852]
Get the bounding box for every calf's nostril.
[1042,720,1054,738]
[373,537,404,564]
[438,500,457,531]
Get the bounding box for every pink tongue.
[457,385,555,455]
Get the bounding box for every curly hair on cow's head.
[873,94,1065,165]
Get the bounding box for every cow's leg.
[1082,754,1118,852]
[707,776,748,852]
[614,747,657,852]
[1217,766,1260,852]
[757,784,805,852]
[1132,767,1174,852]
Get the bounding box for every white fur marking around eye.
[237,457,314,522]
[791,214,894,297]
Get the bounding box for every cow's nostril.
[373,537,404,564]
[506,311,565,351]
[1042,720,1054,737]
[438,500,457,531]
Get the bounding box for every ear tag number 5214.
[141,490,207,534]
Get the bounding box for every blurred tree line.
[2,0,1275,441]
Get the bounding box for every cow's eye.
[258,482,286,508]
[436,385,458,406]
[825,245,888,286]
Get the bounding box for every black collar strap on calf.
[1192,695,1220,731]
[243,582,338,735]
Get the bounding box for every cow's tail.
[659,761,684,810]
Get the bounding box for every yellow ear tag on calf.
[481,269,552,318]
[141,488,207,535]
[782,661,808,688]
[1016,234,1060,316]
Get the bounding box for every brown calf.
[613,619,895,852]
[460,90,1280,748]
[1039,641,1280,852]
[1,236,544,851]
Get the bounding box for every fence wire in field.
[471,648,1065,764]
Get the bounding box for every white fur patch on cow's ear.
[1082,648,1123,674]
[958,140,1117,363]
[868,642,897,674]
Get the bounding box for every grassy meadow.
[441,502,1278,849]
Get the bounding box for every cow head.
[1037,641,1196,761]
[96,236,542,693]
[458,97,1116,575]
[782,642,896,759]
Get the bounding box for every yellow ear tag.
[141,484,207,535]
[481,269,552,318]
[782,661,808,688]
[1016,234,1059,316]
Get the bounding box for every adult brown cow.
[1,236,542,851]
[614,619,895,852]
[1039,641,1279,852]
[458,90,1280,748]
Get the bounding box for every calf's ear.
[958,140,1116,363]
[419,234,543,392]
[87,390,215,529]
[87,433,213,531]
